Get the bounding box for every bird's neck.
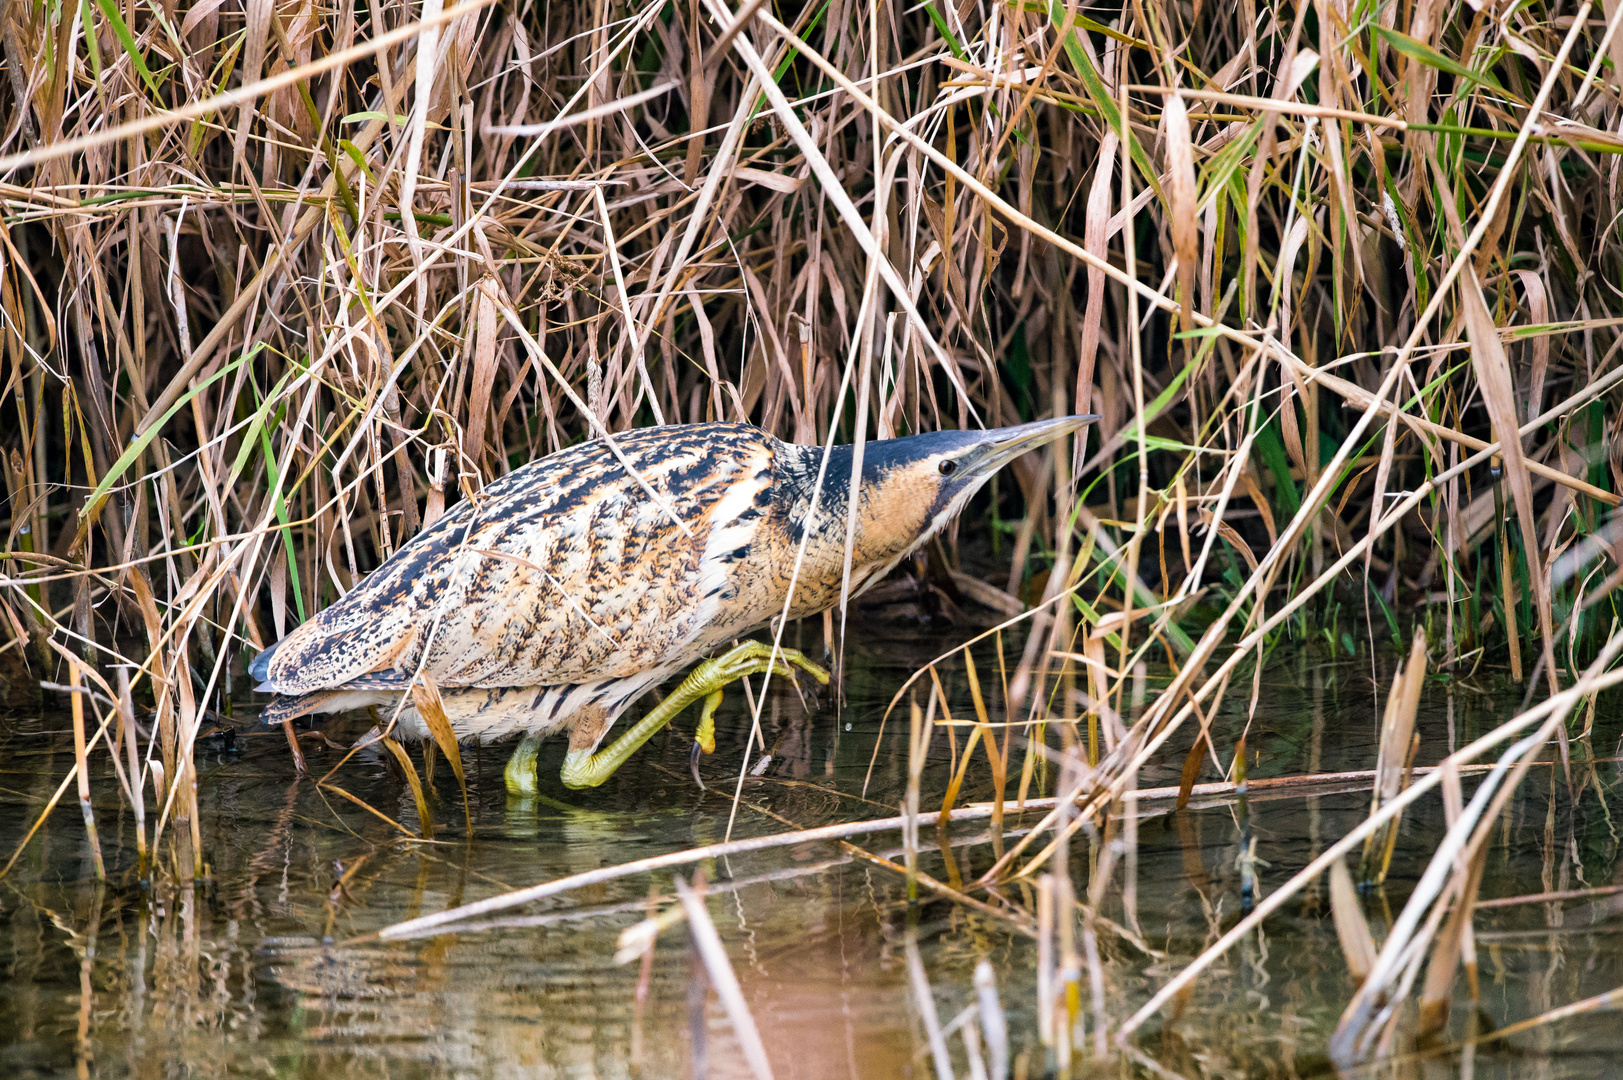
[773,442,933,613]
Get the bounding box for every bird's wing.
[256,424,779,694]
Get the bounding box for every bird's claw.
[689,688,722,790]
[690,741,706,790]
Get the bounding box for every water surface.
[4,628,1622,1078]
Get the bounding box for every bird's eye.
[938,459,957,476]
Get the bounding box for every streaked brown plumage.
[251,417,1094,790]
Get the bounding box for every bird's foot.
[687,641,831,703]
[504,733,544,797]
[561,641,830,790]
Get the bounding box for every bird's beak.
[974,414,1099,472]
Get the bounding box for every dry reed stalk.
[935,653,1002,833]
[1475,883,1623,909]
[907,932,958,1080]
[67,659,105,881]
[1415,760,1486,1036]
[674,873,776,1080]
[904,687,933,903]
[114,667,147,869]
[1358,636,1426,886]
[1463,984,1623,1048]
[378,734,435,839]
[1036,873,1055,1049]
[1328,859,1376,983]
[1121,629,1623,1047]
[410,671,471,833]
[1332,639,1623,1061]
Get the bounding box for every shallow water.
[4,625,1623,1079]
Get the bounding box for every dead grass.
[4,0,1623,1069]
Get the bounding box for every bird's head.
[786,415,1098,598]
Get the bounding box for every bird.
[250,416,1096,795]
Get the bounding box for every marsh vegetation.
[4,0,1623,1071]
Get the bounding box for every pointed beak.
[976,414,1098,472]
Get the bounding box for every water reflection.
[4,642,1623,1078]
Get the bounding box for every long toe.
[781,647,831,684]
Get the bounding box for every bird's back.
[253,424,783,695]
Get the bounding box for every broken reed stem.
[1055,748,1083,1060]
[968,653,1009,857]
[976,961,1010,1080]
[68,660,105,882]
[1328,858,1377,982]
[938,668,980,827]
[115,668,147,871]
[674,874,776,1080]
[1121,665,1143,931]
[1235,735,1254,913]
[1494,467,1524,683]
[905,685,936,904]
[906,933,956,1080]
[1037,874,1056,1048]
[1360,636,1426,887]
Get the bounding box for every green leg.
[504,733,545,797]
[561,642,830,790]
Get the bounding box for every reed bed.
[3,0,1623,1070]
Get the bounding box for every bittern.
[251,417,1094,794]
